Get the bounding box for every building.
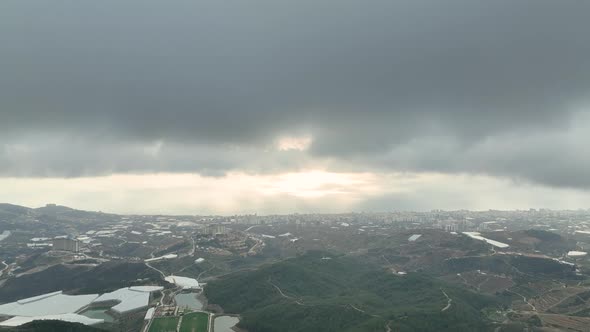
[204,224,227,236]
[52,236,80,252]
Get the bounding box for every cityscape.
[2,204,590,330]
[3,0,590,331]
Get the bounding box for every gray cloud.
[1,0,590,189]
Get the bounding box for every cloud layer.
[2,0,590,192]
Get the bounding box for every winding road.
[0,261,9,278]
[441,289,453,312]
[268,278,305,306]
[505,289,536,311]
[145,262,166,278]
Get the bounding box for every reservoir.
[214,316,240,332]
[175,292,203,310]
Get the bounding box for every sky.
[2,0,590,214]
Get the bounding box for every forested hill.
[205,251,501,332]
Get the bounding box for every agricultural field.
[549,290,590,315]
[539,313,590,332]
[179,312,209,332]
[508,280,563,300]
[447,271,514,294]
[148,317,180,332]
[530,287,587,312]
[479,275,514,294]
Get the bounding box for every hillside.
[0,204,33,217]
[205,251,500,332]
[0,262,162,303]
[482,230,575,255]
[0,203,118,225]
[444,254,578,279]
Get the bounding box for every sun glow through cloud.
[276,136,313,151]
[2,172,590,215]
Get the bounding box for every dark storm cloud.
[0,136,320,177]
[1,0,590,188]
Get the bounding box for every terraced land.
[452,271,514,294]
[531,287,587,312]
[539,313,590,332]
[549,290,590,315]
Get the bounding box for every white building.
[52,236,80,252]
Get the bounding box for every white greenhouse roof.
[462,232,510,248]
[0,313,103,327]
[92,286,163,314]
[144,254,178,262]
[144,307,155,320]
[567,251,588,257]
[129,286,163,292]
[0,291,98,317]
[408,234,422,242]
[0,231,11,242]
[165,275,200,289]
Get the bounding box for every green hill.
[482,230,575,255]
[0,204,33,221]
[205,251,500,332]
[444,254,577,279]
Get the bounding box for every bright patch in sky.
[259,171,377,198]
[2,172,590,215]
[276,136,312,151]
